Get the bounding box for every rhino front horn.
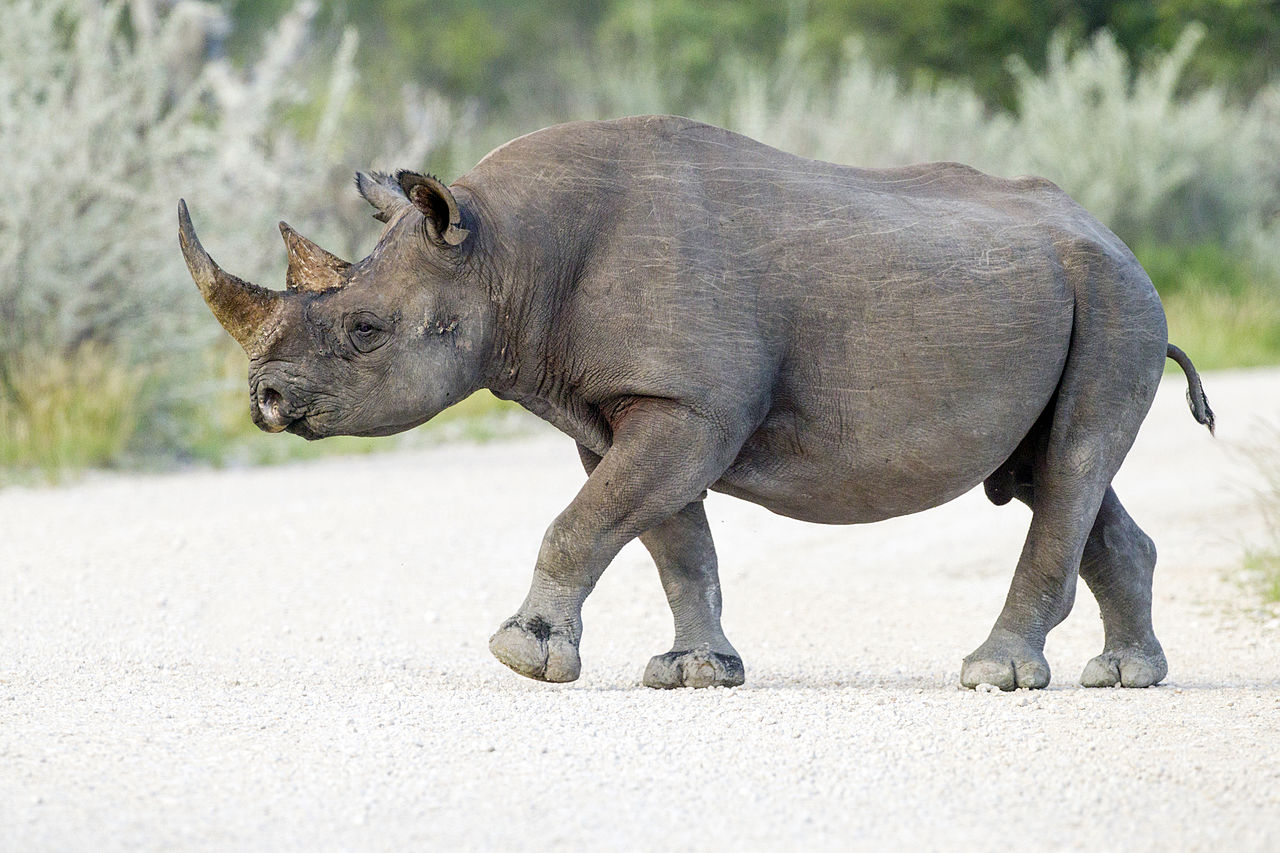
[178,200,281,351]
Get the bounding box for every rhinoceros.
[179,114,1214,691]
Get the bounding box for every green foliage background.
[225,0,1280,109]
[1,0,1278,481]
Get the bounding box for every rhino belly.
[713,323,1069,524]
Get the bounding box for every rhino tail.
[1166,343,1215,435]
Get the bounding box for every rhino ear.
[397,171,470,246]
[355,171,404,223]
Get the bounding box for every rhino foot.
[489,615,581,683]
[961,629,1051,691]
[643,647,745,689]
[1080,643,1166,688]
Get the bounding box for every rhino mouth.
[284,417,325,441]
[273,407,433,441]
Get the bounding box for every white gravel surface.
[3,369,1279,852]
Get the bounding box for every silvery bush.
[0,0,459,456]
[614,26,1280,270]
[0,0,328,360]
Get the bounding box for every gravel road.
[3,369,1279,851]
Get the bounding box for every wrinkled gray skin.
[180,115,1216,691]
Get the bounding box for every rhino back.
[464,116,1155,522]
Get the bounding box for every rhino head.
[179,171,491,439]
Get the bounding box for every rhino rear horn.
[178,200,282,351]
[278,221,351,293]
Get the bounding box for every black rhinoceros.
[179,115,1213,691]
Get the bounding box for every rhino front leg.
[489,401,743,684]
[576,444,743,688]
[637,503,745,688]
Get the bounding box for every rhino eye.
[345,312,390,353]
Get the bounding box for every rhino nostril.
[256,386,291,431]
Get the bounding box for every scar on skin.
[419,315,459,335]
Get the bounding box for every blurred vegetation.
[1243,424,1280,606]
[1,0,1278,483]
[811,0,1280,110]
[1245,550,1280,605]
[0,345,142,480]
[224,0,1280,111]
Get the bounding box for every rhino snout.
[254,384,294,433]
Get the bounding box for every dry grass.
[1163,285,1280,371]
[1241,423,1280,606]
[1244,551,1280,605]
[0,345,143,482]
[0,342,528,483]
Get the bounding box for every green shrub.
[1161,285,1280,371]
[1132,241,1280,369]
[1134,242,1260,298]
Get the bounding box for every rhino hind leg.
[980,473,1167,689]
[962,301,1165,691]
[963,446,1112,691]
[577,444,744,689]
[1077,488,1166,687]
